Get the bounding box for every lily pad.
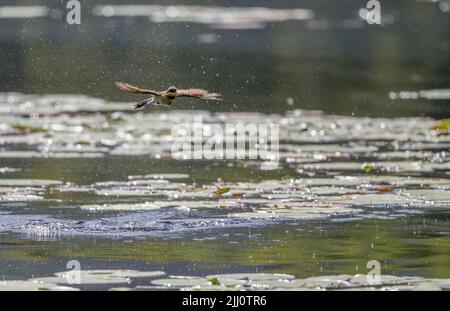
[149,272,450,291]
[0,179,63,187]
[80,202,161,211]
[399,189,450,203]
[128,173,190,180]
[32,270,165,285]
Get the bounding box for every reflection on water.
[0,1,449,117]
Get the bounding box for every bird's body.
[115,82,222,109]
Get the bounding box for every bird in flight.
[115,82,222,109]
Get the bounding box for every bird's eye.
[169,86,177,92]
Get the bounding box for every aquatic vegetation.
[0,179,62,187]
[0,188,44,202]
[212,187,231,196]
[389,89,450,101]
[228,205,360,220]
[81,202,162,211]
[1,0,449,293]
[2,270,450,291]
[128,173,190,180]
[0,270,165,291]
[146,273,450,291]
[0,179,62,202]
[92,5,314,29]
[1,94,448,163]
[0,93,448,238]
[32,270,165,285]
[431,119,450,132]
[0,94,450,290]
[0,167,19,174]
[0,280,79,291]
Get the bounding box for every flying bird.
[115,82,222,109]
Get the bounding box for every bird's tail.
[134,97,155,109]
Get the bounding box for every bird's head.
[167,86,177,93]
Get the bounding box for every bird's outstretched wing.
[115,82,159,95]
[176,88,222,101]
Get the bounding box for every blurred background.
[0,0,449,117]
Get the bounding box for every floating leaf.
[377,185,393,193]
[0,179,63,187]
[12,124,46,133]
[128,173,190,180]
[363,163,374,173]
[213,187,231,196]
[80,202,161,211]
[0,280,79,291]
[149,273,450,291]
[209,277,221,285]
[31,270,165,285]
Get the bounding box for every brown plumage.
[115,82,222,109]
[176,88,222,100]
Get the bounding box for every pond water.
[0,0,449,290]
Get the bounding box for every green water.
[2,212,450,279]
